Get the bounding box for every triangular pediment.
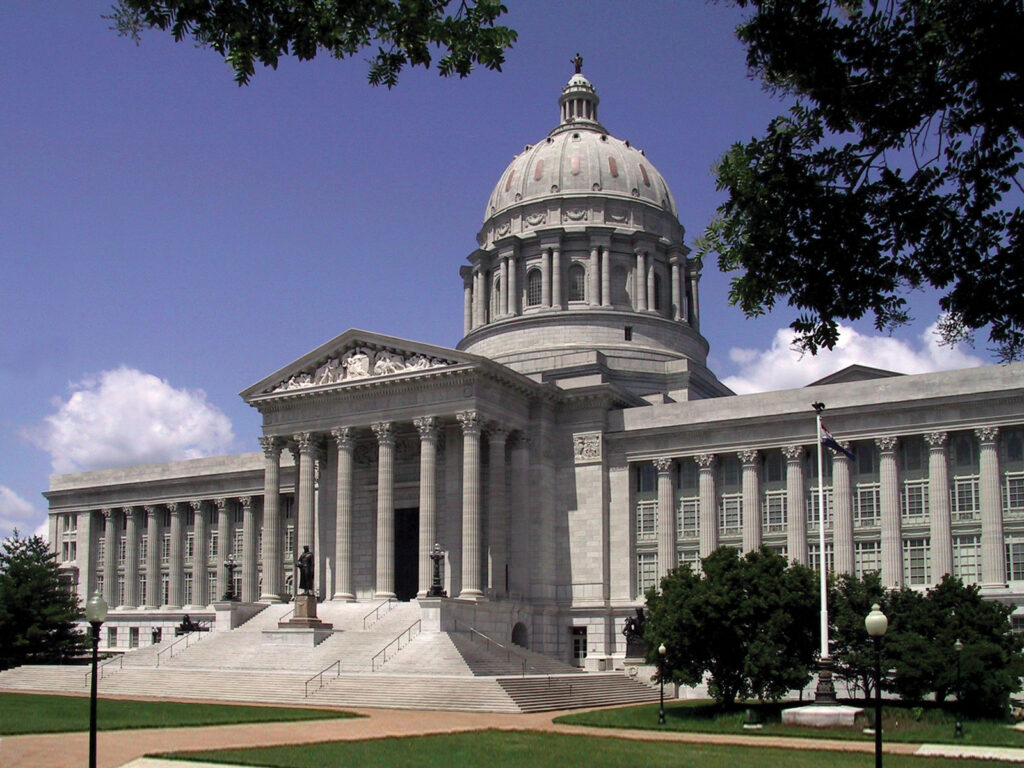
[241,329,482,401]
[806,364,904,387]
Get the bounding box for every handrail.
[451,618,539,676]
[370,620,421,671]
[155,629,208,667]
[304,659,341,697]
[362,598,395,630]
[85,653,123,684]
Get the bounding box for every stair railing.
[370,619,421,671]
[451,618,538,676]
[155,629,208,667]
[84,653,123,685]
[303,659,341,697]
[362,598,395,630]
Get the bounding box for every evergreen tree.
[829,570,886,699]
[0,531,85,670]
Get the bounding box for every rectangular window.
[953,535,981,584]
[139,534,148,560]
[635,501,656,542]
[763,491,787,533]
[95,574,104,596]
[232,571,242,600]
[139,577,147,607]
[209,531,218,556]
[97,537,106,563]
[808,543,834,574]
[952,475,980,521]
[900,438,924,472]
[901,480,929,523]
[902,537,931,585]
[856,442,877,476]
[678,460,698,492]
[208,571,218,602]
[129,627,139,648]
[118,536,126,564]
[1006,539,1024,581]
[677,498,699,538]
[678,548,699,573]
[185,532,195,562]
[855,540,881,578]
[107,627,117,647]
[184,572,193,605]
[855,483,880,527]
[233,504,244,524]
[1005,473,1024,514]
[719,494,742,536]
[161,574,170,605]
[636,552,658,597]
[635,463,656,495]
[766,543,788,560]
[284,526,295,559]
[233,529,244,557]
[763,452,785,484]
[807,487,833,528]
[161,533,171,564]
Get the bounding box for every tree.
[698,0,1024,360]
[107,0,517,86]
[829,570,886,699]
[0,531,85,670]
[644,547,818,705]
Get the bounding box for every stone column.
[191,501,208,606]
[415,417,439,597]
[462,270,472,334]
[331,427,356,601]
[877,436,902,588]
[123,507,139,608]
[77,511,95,605]
[541,249,552,307]
[144,506,160,609]
[167,502,183,609]
[832,442,855,574]
[240,495,257,602]
[589,245,600,307]
[696,454,718,558]
[458,410,484,598]
[688,262,701,331]
[258,437,282,602]
[373,421,396,599]
[472,269,482,327]
[671,258,682,321]
[783,446,808,564]
[499,257,509,316]
[601,247,611,306]
[977,427,1006,587]
[925,432,952,581]
[293,432,318,553]
[551,246,562,309]
[487,425,509,596]
[646,257,657,312]
[635,250,648,311]
[739,450,761,553]
[655,457,677,578]
[508,255,518,316]
[215,498,230,601]
[101,508,117,607]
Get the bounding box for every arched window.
[491,276,501,320]
[526,268,542,306]
[653,272,664,312]
[568,263,586,302]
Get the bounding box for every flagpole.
[814,403,829,661]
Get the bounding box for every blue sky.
[0,1,989,539]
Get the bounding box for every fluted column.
[783,446,807,564]
[215,498,230,600]
[601,247,611,306]
[191,501,208,606]
[655,457,677,578]
[696,454,717,557]
[499,257,509,316]
[689,262,701,331]
[635,250,648,311]
[925,432,952,581]
[472,269,483,327]
[551,246,562,309]
[240,495,257,602]
[123,507,139,608]
[589,246,600,307]
[739,450,761,553]
[832,442,855,574]
[331,427,356,601]
[541,250,552,307]
[293,432,318,553]
[646,258,656,312]
[977,427,1006,587]
[102,508,118,606]
[144,506,160,609]
[372,421,396,599]
[671,258,682,321]
[415,417,440,597]
[167,502,183,608]
[488,425,509,596]
[462,271,472,335]
[458,410,484,598]
[877,436,902,588]
[258,436,282,602]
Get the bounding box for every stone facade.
[45,69,1024,665]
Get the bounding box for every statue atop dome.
[571,52,583,74]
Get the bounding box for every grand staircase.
[0,601,659,713]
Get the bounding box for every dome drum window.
[568,263,586,302]
[526,268,543,307]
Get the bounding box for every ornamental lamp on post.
[954,638,964,739]
[222,553,238,601]
[85,590,108,768]
[658,642,667,725]
[427,542,447,598]
[865,604,888,768]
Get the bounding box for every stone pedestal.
[263,594,334,647]
[279,595,333,630]
[782,704,865,728]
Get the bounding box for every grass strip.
[0,692,357,735]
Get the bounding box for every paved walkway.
[4,703,1024,767]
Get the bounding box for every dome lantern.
[556,54,604,134]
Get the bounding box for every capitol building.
[43,68,1024,668]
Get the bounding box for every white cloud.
[0,484,42,540]
[27,367,235,474]
[722,323,986,395]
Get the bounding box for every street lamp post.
[954,638,964,739]
[85,590,108,768]
[222,553,238,601]
[658,642,667,725]
[865,604,888,768]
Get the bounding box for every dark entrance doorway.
[394,507,419,601]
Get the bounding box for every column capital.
[924,431,948,449]
[189,500,203,513]
[101,507,116,520]
[487,422,509,443]
[414,416,439,441]
[332,426,356,451]
[258,435,282,458]
[166,502,181,517]
[214,497,228,512]
[238,495,253,510]
[694,453,716,470]
[653,457,674,474]
[830,440,854,462]
[875,435,898,453]
[121,505,136,518]
[782,445,804,462]
[293,432,320,454]
[457,410,482,436]
[975,425,1000,444]
[372,421,395,445]
[737,449,759,466]
[144,505,159,519]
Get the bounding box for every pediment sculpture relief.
[269,346,451,393]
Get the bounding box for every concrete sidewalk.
[4,705,1024,767]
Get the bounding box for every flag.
[821,422,856,460]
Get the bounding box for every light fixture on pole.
[865,603,888,768]
[658,642,667,725]
[811,401,838,704]
[85,589,108,768]
[954,638,964,739]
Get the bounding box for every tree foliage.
[0,531,85,670]
[698,0,1024,360]
[107,0,517,86]
[644,547,818,705]
[829,570,885,698]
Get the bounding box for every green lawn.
[162,729,1013,767]
[0,692,357,735]
[555,700,1024,748]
